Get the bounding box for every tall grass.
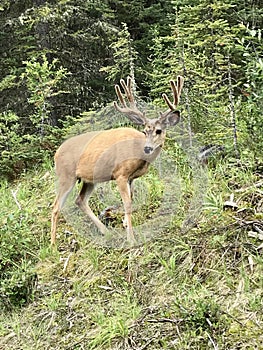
[1,151,263,349]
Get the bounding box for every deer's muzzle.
[144,146,153,154]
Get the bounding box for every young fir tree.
[149,0,263,156]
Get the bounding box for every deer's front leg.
[116,176,135,243]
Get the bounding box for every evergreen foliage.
[150,0,263,156]
[1,0,261,177]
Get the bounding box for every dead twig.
[234,180,263,193]
[206,331,218,350]
[11,187,21,210]
[61,253,73,274]
[147,317,183,324]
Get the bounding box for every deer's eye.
[156,129,162,135]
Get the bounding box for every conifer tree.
[150,0,263,155]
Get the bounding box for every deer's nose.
[144,146,153,154]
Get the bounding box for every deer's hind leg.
[51,177,76,245]
[75,182,107,235]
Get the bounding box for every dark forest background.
[0,0,262,179]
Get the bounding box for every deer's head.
[114,76,183,155]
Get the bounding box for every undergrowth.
[0,152,263,349]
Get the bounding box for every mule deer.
[51,76,184,244]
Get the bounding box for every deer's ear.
[160,110,180,127]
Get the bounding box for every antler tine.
[127,75,132,92]
[161,76,184,114]
[162,81,178,111]
[176,75,184,100]
[114,84,127,108]
[113,76,146,124]
[120,77,135,103]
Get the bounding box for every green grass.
[1,153,263,349]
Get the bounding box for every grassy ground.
[0,152,263,349]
